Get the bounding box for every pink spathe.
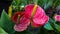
[14,15,30,31]
[25,4,49,27]
[12,12,30,31]
[54,15,60,22]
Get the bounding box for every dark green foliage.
[0,10,15,34]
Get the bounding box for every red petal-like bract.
[14,24,27,32]
[25,4,49,27]
[12,12,24,24]
[12,12,30,32]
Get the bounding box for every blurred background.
[0,0,60,17]
[0,0,60,34]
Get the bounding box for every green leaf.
[0,27,8,34]
[54,23,60,32]
[44,0,53,10]
[49,18,60,32]
[49,18,55,23]
[44,22,54,30]
[0,10,15,34]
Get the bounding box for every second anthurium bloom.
[54,15,60,22]
[12,4,49,32]
[12,12,30,31]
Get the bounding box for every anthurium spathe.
[25,4,49,27]
[54,15,60,22]
[12,12,24,24]
[12,12,30,31]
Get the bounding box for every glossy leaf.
[54,23,60,32]
[49,18,60,32]
[44,22,54,30]
[0,10,15,34]
[0,27,8,34]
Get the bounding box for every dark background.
[0,0,12,16]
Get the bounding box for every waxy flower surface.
[12,12,30,31]
[25,4,49,27]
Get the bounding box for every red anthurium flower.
[12,4,49,32]
[25,4,49,27]
[54,15,60,22]
[12,12,30,31]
